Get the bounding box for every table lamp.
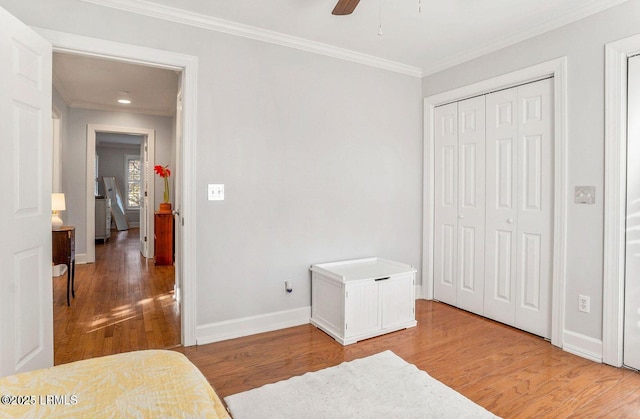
[51,193,66,229]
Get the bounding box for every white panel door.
[174,90,183,304]
[140,137,149,257]
[514,79,553,338]
[456,96,486,315]
[0,6,53,376]
[485,79,553,338]
[485,87,519,325]
[624,54,640,370]
[434,102,458,306]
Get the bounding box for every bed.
[0,350,230,418]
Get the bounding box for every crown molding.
[80,0,422,78]
[421,0,629,76]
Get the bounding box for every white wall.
[52,86,69,192]
[64,107,174,256]
[422,0,640,344]
[1,0,423,337]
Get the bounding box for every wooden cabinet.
[154,212,173,266]
[95,197,111,242]
[310,258,416,345]
[52,226,76,306]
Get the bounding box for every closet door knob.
[506,218,514,224]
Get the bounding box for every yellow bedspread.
[0,350,230,418]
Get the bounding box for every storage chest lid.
[310,257,415,283]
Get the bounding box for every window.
[125,154,141,209]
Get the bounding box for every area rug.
[224,350,499,418]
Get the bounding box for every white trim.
[603,33,640,367]
[79,0,422,78]
[37,28,199,347]
[87,124,155,264]
[80,0,626,78]
[563,330,604,364]
[75,253,89,265]
[51,107,62,193]
[196,307,311,345]
[422,57,568,348]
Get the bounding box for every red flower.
[154,164,171,178]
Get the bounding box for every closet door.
[485,87,519,325]
[515,78,553,339]
[456,96,486,315]
[485,79,553,338]
[434,97,485,314]
[434,102,459,306]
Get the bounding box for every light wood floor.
[53,228,180,365]
[179,301,640,418]
[54,232,640,417]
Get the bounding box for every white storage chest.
[310,257,417,345]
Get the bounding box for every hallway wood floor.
[179,301,640,418]
[53,228,180,365]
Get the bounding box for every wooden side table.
[154,212,174,265]
[52,226,76,306]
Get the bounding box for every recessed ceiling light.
[117,91,131,104]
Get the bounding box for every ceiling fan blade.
[332,0,361,15]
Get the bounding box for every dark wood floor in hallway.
[53,228,180,365]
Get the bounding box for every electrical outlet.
[578,295,590,313]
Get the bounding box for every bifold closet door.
[484,78,554,339]
[434,102,458,306]
[434,96,486,315]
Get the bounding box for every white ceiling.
[53,52,179,116]
[56,0,628,115]
[87,0,628,75]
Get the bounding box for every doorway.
[52,53,180,363]
[41,27,199,349]
[89,126,156,262]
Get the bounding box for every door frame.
[36,28,199,346]
[87,125,155,262]
[603,33,640,367]
[422,57,568,348]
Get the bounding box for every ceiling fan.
[332,0,361,15]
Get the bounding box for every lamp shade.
[52,193,66,211]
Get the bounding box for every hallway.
[53,228,180,365]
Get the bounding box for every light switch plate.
[208,184,224,201]
[575,186,595,204]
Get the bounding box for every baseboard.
[563,330,603,363]
[196,306,311,345]
[76,253,89,264]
